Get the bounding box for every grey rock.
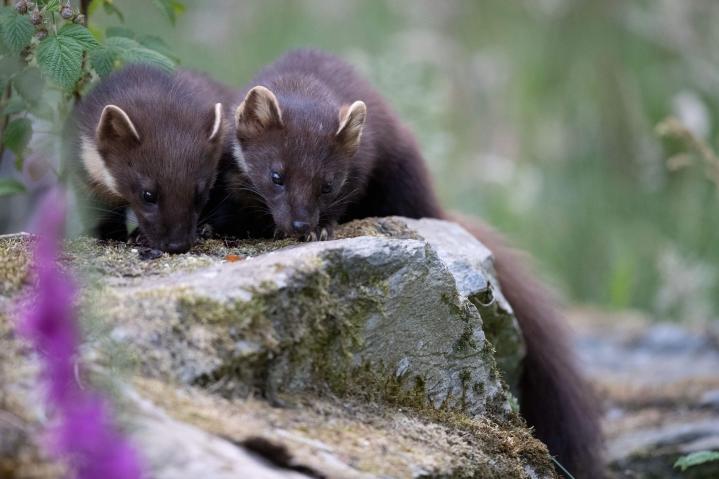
[0,218,555,478]
[570,309,719,478]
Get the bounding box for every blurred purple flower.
[18,189,143,479]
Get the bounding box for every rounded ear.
[207,102,224,143]
[336,100,367,155]
[96,104,141,147]
[234,86,283,141]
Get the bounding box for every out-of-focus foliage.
[674,451,719,472]
[2,0,718,322]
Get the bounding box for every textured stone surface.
[0,219,555,478]
[571,308,719,479]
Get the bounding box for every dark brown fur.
[208,49,442,239]
[212,49,603,476]
[69,64,227,253]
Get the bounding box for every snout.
[283,207,319,239]
[137,212,197,254]
[292,220,312,235]
[162,239,192,254]
[159,224,196,254]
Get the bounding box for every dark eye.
[142,190,157,204]
[271,171,284,186]
[321,182,333,194]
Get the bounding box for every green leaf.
[152,0,185,25]
[105,26,135,39]
[44,0,61,12]
[674,451,719,471]
[13,67,44,106]
[1,95,26,115]
[0,8,34,54]
[88,0,128,18]
[106,36,175,72]
[0,54,23,80]
[2,117,32,157]
[36,34,84,90]
[58,24,100,51]
[121,45,175,72]
[137,34,179,63]
[0,178,26,197]
[89,45,119,78]
[90,36,177,77]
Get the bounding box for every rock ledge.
[0,218,555,478]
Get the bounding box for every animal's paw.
[198,223,214,239]
[127,228,148,246]
[303,223,335,242]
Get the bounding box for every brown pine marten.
[68,64,227,253]
[207,48,442,240]
[210,49,603,477]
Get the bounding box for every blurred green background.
[5,0,719,322]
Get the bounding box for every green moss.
[454,324,477,353]
[334,217,420,240]
[471,292,524,392]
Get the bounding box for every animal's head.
[92,102,225,253]
[233,85,366,238]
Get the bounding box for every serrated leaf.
[2,117,32,156]
[0,8,34,54]
[58,24,100,51]
[105,26,135,39]
[37,34,84,90]
[0,178,26,196]
[13,67,44,106]
[105,36,175,72]
[44,0,61,12]
[152,0,185,26]
[89,45,118,77]
[1,95,26,115]
[104,36,139,50]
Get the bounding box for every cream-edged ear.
[208,102,224,142]
[336,100,366,154]
[234,86,283,141]
[96,104,141,145]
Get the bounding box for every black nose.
[292,221,311,235]
[165,240,191,254]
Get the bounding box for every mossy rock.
[0,218,555,478]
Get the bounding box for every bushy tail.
[449,212,604,478]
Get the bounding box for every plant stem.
[73,0,91,102]
[0,82,11,164]
[80,0,89,25]
[0,0,12,163]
